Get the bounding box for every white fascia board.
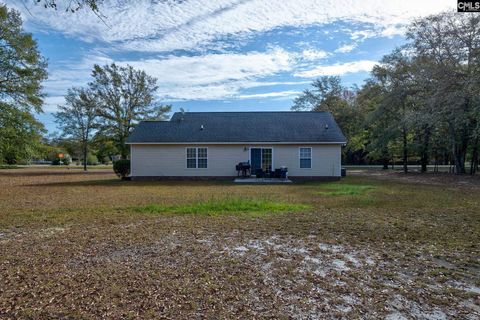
[126,141,346,145]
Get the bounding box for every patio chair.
[274,168,282,178]
[255,168,264,178]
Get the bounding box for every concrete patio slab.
[234,177,293,184]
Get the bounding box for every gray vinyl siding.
[130,144,342,177]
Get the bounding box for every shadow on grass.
[0,165,20,169]
[0,170,111,177]
[25,179,123,187]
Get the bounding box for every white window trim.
[299,147,312,169]
[185,147,208,169]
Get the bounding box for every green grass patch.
[135,199,311,216]
[317,183,376,196]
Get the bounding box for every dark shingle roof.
[126,111,346,144]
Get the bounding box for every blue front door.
[250,148,262,174]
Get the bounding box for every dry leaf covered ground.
[0,168,479,319]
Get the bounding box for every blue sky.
[7,0,455,134]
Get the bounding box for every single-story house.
[126,111,346,180]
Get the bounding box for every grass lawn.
[0,169,479,318]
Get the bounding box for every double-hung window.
[186,147,208,169]
[299,147,312,169]
[197,148,208,168]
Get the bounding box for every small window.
[186,147,208,169]
[299,147,312,169]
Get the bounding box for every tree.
[290,12,480,175]
[407,12,480,174]
[292,76,365,163]
[34,0,107,25]
[0,103,45,164]
[93,134,118,164]
[292,76,344,112]
[0,4,47,165]
[90,63,171,159]
[371,48,419,173]
[356,81,392,169]
[0,5,48,111]
[35,0,102,13]
[54,87,99,171]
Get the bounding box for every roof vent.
[200,125,204,130]
[325,123,329,130]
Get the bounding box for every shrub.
[86,153,99,165]
[113,159,130,179]
[52,157,71,165]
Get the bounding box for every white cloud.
[349,24,405,42]
[44,53,113,95]
[247,80,312,87]
[42,96,66,113]
[380,25,406,38]
[11,0,454,111]
[117,48,296,100]
[41,53,113,112]
[335,44,357,53]
[41,48,302,104]
[302,49,329,60]
[10,0,455,52]
[125,48,293,86]
[295,60,377,78]
[238,90,301,99]
[350,30,376,41]
[41,47,377,106]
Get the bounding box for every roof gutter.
[126,141,347,145]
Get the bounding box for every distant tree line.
[293,12,480,174]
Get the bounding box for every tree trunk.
[449,122,467,174]
[402,127,408,173]
[83,143,88,172]
[420,127,430,173]
[382,158,389,170]
[470,138,478,175]
[120,147,128,160]
[452,147,465,174]
[381,147,389,170]
[453,147,466,174]
[420,155,428,172]
[118,137,129,160]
